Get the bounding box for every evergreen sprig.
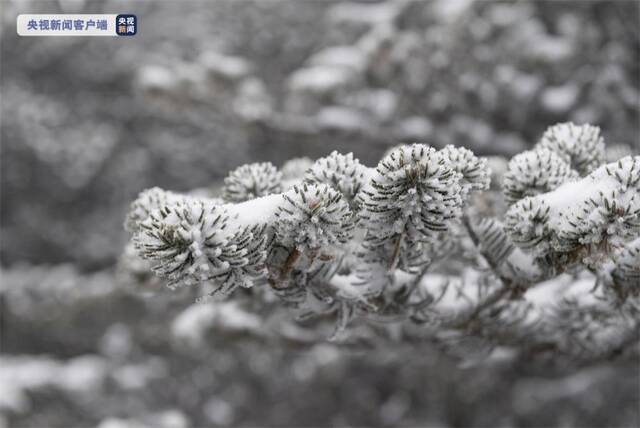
[440,145,491,196]
[275,183,354,252]
[505,155,640,268]
[357,144,464,243]
[537,122,605,176]
[125,187,185,233]
[502,148,578,204]
[223,162,283,202]
[304,151,369,205]
[133,199,267,292]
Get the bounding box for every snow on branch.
[505,155,640,268]
[222,162,283,202]
[537,122,605,176]
[121,122,639,359]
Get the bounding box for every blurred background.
[1,1,639,427]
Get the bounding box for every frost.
[502,148,579,204]
[222,162,283,202]
[537,122,605,175]
[304,151,370,204]
[440,145,491,196]
[122,133,639,341]
[133,199,268,293]
[275,184,354,252]
[358,144,464,242]
[125,187,190,233]
[505,156,640,259]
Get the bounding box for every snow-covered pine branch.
[132,199,269,294]
[347,144,491,297]
[122,121,639,356]
[502,148,579,204]
[504,155,640,272]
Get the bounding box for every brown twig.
[280,248,301,281]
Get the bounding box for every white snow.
[289,66,355,94]
[224,193,282,226]
[507,156,640,252]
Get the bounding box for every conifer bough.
[124,122,639,357]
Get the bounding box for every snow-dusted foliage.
[275,183,354,252]
[122,123,639,359]
[351,144,490,287]
[502,148,579,204]
[537,122,605,176]
[439,145,491,196]
[357,144,464,242]
[304,151,369,204]
[222,162,283,202]
[505,155,640,267]
[125,187,186,233]
[133,199,268,293]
